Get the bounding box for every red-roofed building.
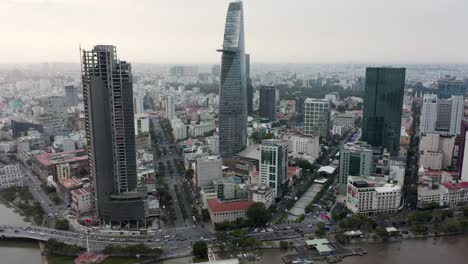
[207,198,253,224]
[32,149,89,181]
[57,177,83,204]
[418,181,468,208]
[74,252,108,264]
[287,166,303,187]
[71,187,93,215]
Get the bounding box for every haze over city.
[1,0,468,64]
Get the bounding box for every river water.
[0,202,42,264]
[2,200,468,264]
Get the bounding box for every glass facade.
[362,67,405,156]
[218,1,247,156]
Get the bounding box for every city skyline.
[1,0,468,64]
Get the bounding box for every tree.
[55,218,70,230]
[279,241,289,249]
[246,202,271,227]
[201,209,211,222]
[315,222,326,236]
[192,241,208,259]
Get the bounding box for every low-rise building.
[71,187,93,215]
[207,198,253,224]
[32,149,89,182]
[346,176,402,215]
[251,185,275,209]
[0,164,23,189]
[282,134,319,161]
[417,181,468,208]
[196,155,222,189]
[57,177,83,204]
[188,121,215,137]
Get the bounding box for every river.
[2,200,468,264]
[0,202,42,264]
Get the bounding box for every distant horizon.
[1,0,467,64]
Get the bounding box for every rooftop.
[58,177,82,189]
[207,198,253,213]
[71,187,93,196]
[305,239,334,253]
[442,182,468,190]
[36,149,87,166]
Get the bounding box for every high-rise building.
[362,67,405,155]
[303,98,331,140]
[458,119,468,173]
[295,96,305,123]
[420,94,438,134]
[437,75,465,99]
[246,54,254,115]
[165,96,175,121]
[259,86,277,120]
[260,139,288,198]
[133,95,144,115]
[82,45,145,226]
[196,155,223,189]
[449,95,464,135]
[338,142,373,191]
[64,85,78,107]
[218,1,247,156]
[435,98,451,132]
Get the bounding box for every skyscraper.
[437,75,465,99]
[165,96,175,120]
[259,86,277,120]
[449,95,464,135]
[304,98,331,140]
[260,139,288,198]
[82,45,145,226]
[64,85,78,107]
[362,67,405,156]
[339,142,373,192]
[246,54,254,115]
[218,1,247,156]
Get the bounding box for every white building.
[61,139,76,152]
[0,164,23,189]
[133,95,144,114]
[304,98,331,140]
[260,139,288,198]
[417,182,468,208]
[282,134,319,162]
[165,96,175,120]
[71,187,93,215]
[251,185,275,209]
[171,118,187,140]
[207,134,220,154]
[135,116,150,135]
[196,155,223,189]
[419,94,438,134]
[188,121,216,138]
[207,198,253,224]
[332,126,343,136]
[419,133,455,170]
[346,176,402,215]
[333,112,356,129]
[449,95,463,135]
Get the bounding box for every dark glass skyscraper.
[82,45,145,226]
[246,54,254,115]
[218,1,247,156]
[259,86,277,120]
[362,67,405,156]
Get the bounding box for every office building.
[362,67,405,155]
[218,1,247,156]
[196,156,223,189]
[449,96,464,135]
[82,45,145,226]
[418,181,468,208]
[282,134,320,161]
[303,98,331,140]
[246,54,254,115]
[65,85,78,107]
[338,142,373,192]
[171,118,187,140]
[437,75,465,98]
[260,139,288,198]
[346,176,402,215]
[71,187,93,215]
[295,96,305,123]
[259,86,277,120]
[207,198,253,224]
[0,164,23,189]
[251,185,275,209]
[165,96,175,121]
[133,95,144,115]
[134,117,150,135]
[435,98,451,132]
[11,120,43,138]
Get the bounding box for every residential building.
[304,98,331,140]
[82,45,145,226]
[134,117,150,135]
[133,95,144,114]
[437,75,465,98]
[259,86,277,120]
[65,85,78,107]
[362,67,405,156]
[449,95,464,135]
[346,176,402,215]
[0,164,23,189]
[218,1,247,156]
[207,198,253,224]
[260,139,288,198]
[71,187,93,215]
[338,142,373,192]
[196,156,223,189]
[171,118,187,140]
[165,96,175,120]
[419,133,455,170]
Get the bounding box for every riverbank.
[0,186,46,225]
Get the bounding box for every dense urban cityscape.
[1,1,468,264]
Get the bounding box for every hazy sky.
[1,0,467,64]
